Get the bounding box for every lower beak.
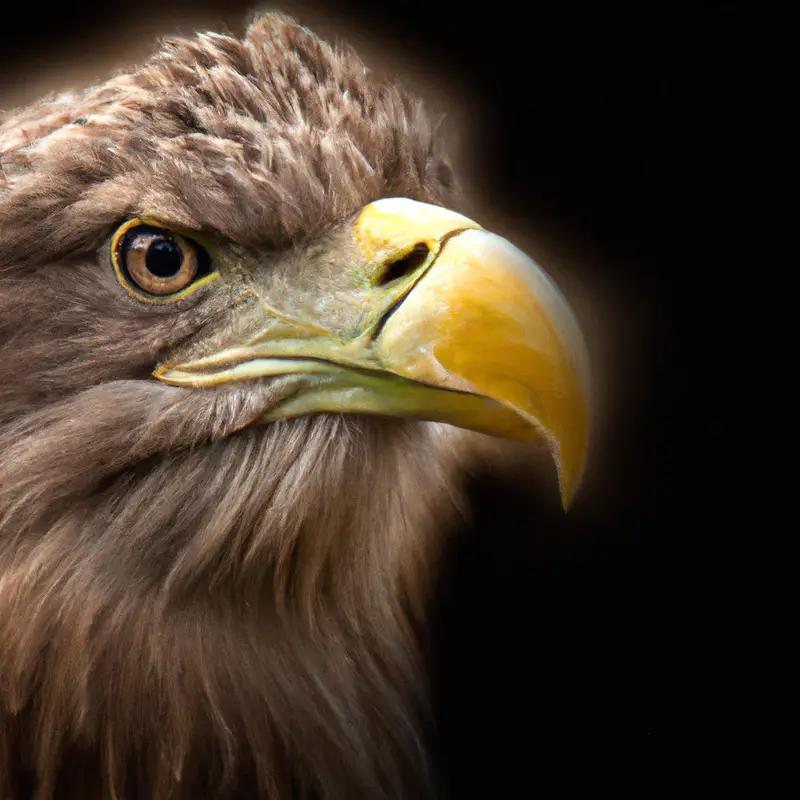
[155,198,591,507]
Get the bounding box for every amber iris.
[118,226,199,296]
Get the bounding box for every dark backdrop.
[1,1,793,796]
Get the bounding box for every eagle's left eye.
[112,220,215,301]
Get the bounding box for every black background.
[1,1,794,796]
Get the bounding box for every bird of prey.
[0,12,590,800]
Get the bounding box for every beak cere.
[155,198,591,507]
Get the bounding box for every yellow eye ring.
[111,218,219,303]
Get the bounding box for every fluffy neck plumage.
[0,381,466,799]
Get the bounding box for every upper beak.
[155,198,591,507]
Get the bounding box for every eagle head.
[0,13,590,799]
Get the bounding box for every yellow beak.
[155,198,591,507]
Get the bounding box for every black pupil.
[145,238,184,278]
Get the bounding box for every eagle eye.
[111,220,216,302]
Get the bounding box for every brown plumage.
[0,12,589,800]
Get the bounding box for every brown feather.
[0,12,493,799]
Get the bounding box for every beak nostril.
[377,243,431,285]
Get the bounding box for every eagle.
[0,12,590,800]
